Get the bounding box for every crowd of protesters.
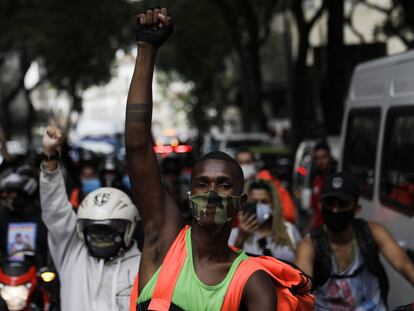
[1,7,414,311]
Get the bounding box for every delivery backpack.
[311,218,389,305]
[130,225,313,311]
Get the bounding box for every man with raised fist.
[127,8,313,311]
[40,126,141,311]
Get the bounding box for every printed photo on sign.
[7,223,37,261]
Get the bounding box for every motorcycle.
[0,251,57,311]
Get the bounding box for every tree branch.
[359,0,391,15]
[309,0,327,28]
[346,2,366,43]
[211,0,243,51]
[291,0,307,33]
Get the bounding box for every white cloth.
[40,166,140,311]
[314,248,386,311]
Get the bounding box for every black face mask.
[84,225,124,260]
[321,207,355,232]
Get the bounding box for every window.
[343,109,381,199]
[380,107,414,216]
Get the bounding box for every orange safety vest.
[130,226,313,311]
[257,170,297,224]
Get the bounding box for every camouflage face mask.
[188,191,245,225]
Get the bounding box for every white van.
[339,50,414,307]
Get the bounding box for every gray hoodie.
[40,166,140,311]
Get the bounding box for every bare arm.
[295,237,315,276]
[125,8,182,286]
[243,270,277,310]
[369,221,414,286]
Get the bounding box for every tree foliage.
[0,0,136,111]
[136,0,281,133]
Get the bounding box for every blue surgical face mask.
[122,175,131,190]
[256,203,273,225]
[81,178,101,195]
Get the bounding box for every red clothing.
[311,174,324,228]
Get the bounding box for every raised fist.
[42,126,64,156]
[136,7,173,47]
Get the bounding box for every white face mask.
[256,203,272,225]
[241,164,257,180]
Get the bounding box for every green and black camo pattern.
[188,191,245,225]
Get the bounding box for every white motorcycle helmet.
[76,187,139,257]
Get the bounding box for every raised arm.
[40,126,78,269]
[125,8,181,281]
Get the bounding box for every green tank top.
[137,228,248,310]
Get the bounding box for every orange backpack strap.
[221,256,314,311]
[146,225,189,311]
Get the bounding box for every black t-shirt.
[0,206,48,266]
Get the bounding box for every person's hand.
[236,212,259,246]
[136,7,173,47]
[42,126,64,156]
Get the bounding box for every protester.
[40,126,141,311]
[229,179,302,262]
[126,8,312,310]
[100,155,130,193]
[0,165,48,265]
[296,172,414,310]
[305,141,336,231]
[69,158,101,209]
[234,147,297,224]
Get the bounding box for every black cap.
[320,172,359,203]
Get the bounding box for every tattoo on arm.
[126,103,152,123]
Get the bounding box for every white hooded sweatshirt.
[40,166,140,311]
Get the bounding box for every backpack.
[311,218,389,305]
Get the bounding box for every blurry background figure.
[234,147,297,224]
[69,149,101,209]
[161,156,182,205]
[229,179,301,263]
[306,142,336,232]
[0,165,48,266]
[99,155,129,193]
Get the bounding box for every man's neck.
[327,224,354,245]
[190,220,233,261]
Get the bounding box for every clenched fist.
[136,7,173,47]
[42,126,64,156]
